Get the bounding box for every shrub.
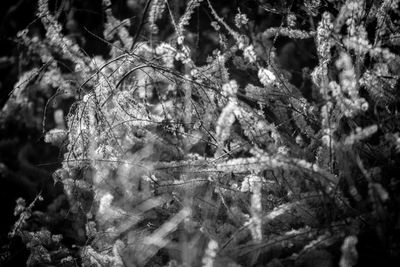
[3,0,400,266]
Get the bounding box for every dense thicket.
[1,0,400,266]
